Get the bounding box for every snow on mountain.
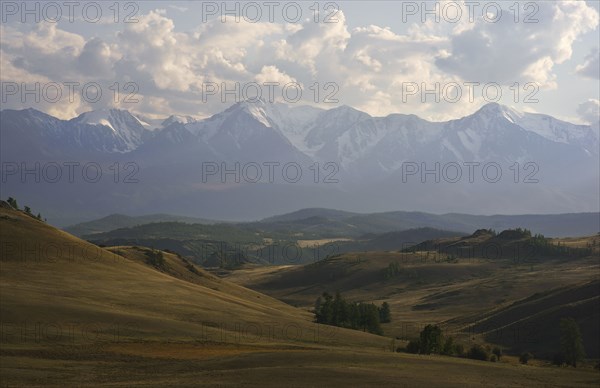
[161,114,197,128]
[507,110,598,155]
[301,105,386,166]
[187,100,322,146]
[3,102,598,221]
[5,108,67,135]
[184,100,314,163]
[70,109,148,152]
[3,101,598,170]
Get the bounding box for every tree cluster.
[314,292,391,335]
[404,324,463,356]
[145,249,167,269]
[497,228,532,239]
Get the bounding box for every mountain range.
[1,101,598,225]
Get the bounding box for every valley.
[1,203,598,386]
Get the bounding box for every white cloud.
[436,1,599,88]
[576,47,600,79]
[1,3,598,122]
[254,65,297,87]
[273,10,350,75]
[577,99,600,124]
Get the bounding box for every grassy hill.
[0,205,396,385]
[408,229,597,261]
[457,281,600,358]
[2,206,599,386]
[221,232,600,362]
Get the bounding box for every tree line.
[6,197,45,222]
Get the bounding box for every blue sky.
[1,1,598,123]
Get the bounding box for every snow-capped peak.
[474,102,521,122]
[161,114,197,128]
[71,108,148,152]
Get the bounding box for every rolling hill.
[221,231,600,362]
[458,281,600,359]
[2,205,599,386]
[69,208,600,240]
[0,204,394,385]
[256,208,600,238]
[64,213,217,237]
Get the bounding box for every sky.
[1,0,599,124]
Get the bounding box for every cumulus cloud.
[273,9,350,75]
[77,38,116,78]
[577,99,600,124]
[576,47,600,79]
[1,2,598,121]
[254,66,297,87]
[436,1,599,88]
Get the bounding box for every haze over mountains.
[1,101,598,225]
[66,208,599,240]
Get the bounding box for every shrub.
[7,197,18,209]
[406,339,420,354]
[519,352,533,365]
[453,343,465,357]
[492,347,502,360]
[490,354,497,362]
[146,250,166,269]
[441,336,454,355]
[467,344,489,361]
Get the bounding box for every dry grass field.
[1,206,599,386]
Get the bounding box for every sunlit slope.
[2,208,599,387]
[0,206,387,349]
